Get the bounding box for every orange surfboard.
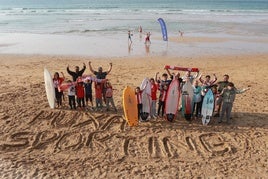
[123,86,138,126]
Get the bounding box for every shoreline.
[1,32,268,58]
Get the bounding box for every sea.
[0,0,268,57]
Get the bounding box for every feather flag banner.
[158,18,168,41]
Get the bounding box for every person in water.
[145,32,151,44]
[128,30,133,44]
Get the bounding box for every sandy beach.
[0,51,267,178]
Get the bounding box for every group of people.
[52,61,249,125]
[52,62,117,112]
[135,69,249,124]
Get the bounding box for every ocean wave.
[53,28,125,35]
[1,6,268,16]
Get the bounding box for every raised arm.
[165,68,172,77]
[199,74,204,83]
[211,74,217,84]
[193,71,200,79]
[88,61,95,74]
[80,63,86,74]
[67,65,74,76]
[61,72,65,79]
[155,72,159,82]
[106,62,113,75]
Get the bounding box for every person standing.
[105,81,117,112]
[145,32,151,44]
[157,84,168,118]
[135,87,143,121]
[128,30,133,44]
[76,78,85,109]
[192,80,202,118]
[67,80,76,110]
[199,74,217,112]
[218,82,249,124]
[138,26,143,40]
[95,83,103,111]
[53,72,65,108]
[150,78,158,118]
[88,61,112,103]
[84,78,93,108]
[214,74,230,117]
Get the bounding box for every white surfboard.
[165,79,180,122]
[44,68,55,109]
[140,78,151,120]
[201,89,214,125]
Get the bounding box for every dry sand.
[0,53,267,178]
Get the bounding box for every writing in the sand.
[0,111,238,158]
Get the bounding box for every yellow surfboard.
[123,86,138,126]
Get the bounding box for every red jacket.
[151,83,158,100]
[76,84,84,98]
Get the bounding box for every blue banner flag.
[158,18,168,41]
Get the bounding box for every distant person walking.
[128,30,133,44]
[179,30,184,38]
[145,32,151,44]
[139,26,143,39]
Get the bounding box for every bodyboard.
[123,86,138,126]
